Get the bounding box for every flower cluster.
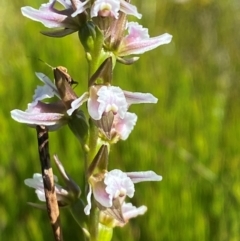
[21,0,172,59]
[12,0,172,240]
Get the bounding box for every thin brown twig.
[36,125,63,241]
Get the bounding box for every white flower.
[68,85,157,141]
[10,72,82,130]
[91,0,142,19]
[84,169,162,215]
[24,156,81,206]
[24,173,68,202]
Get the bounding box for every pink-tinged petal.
[21,6,69,28]
[120,33,173,56]
[11,101,67,130]
[97,86,128,119]
[118,22,172,56]
[91,0,120,18]
[126,171,162,183]
[126,22,150,39]
[122,203,147,220]
[88,86,128,120]
[26,101,66,113]
[123,91,158,105]
[84,185,93,215]
[67,92,89,116]
[11,109,66,126]
[104,170,135,200]
[88,98,100,120]
[88,86,101,120]
[21,0,79,30]
[72,0,91,17]
[120,0,142,19]
[114,112,137,140]
[92,181,112,208]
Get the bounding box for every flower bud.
[79,21,103,53]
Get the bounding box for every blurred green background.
[1,0,240,240]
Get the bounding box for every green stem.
[88,203,99,241]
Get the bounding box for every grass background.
[1,0,240,240]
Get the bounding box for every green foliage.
[1,0,240,240]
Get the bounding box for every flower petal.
[122,202,147,220]
[67,92,89,116]
[35,72,60,99]
[118,22,172,56]
[123,91,158,105]
[21,6,68,28]
[126,171,162,183]
[119,0,142,19]
[29,72,59,108]
[24,173,45,189]
[24,173,69,203]
[113,112,137,140]
[104,170,135,200]
[21,0,79,30]
[11,102,67,129]
[92,181,112,207]
[88,86,128,120]
[98,86,128,118]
